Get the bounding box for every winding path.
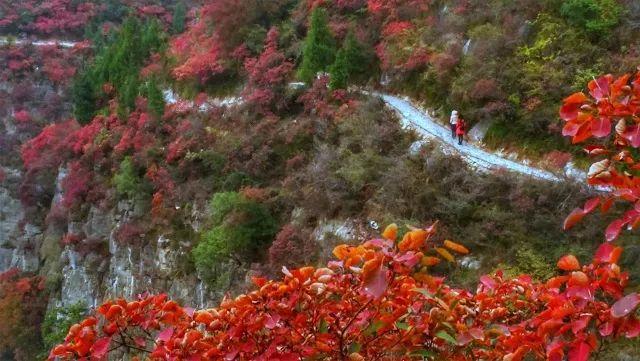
[1,37,584,183]
[0,36,77,48]
[376,93,568,182]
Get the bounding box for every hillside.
[1,0,640,360]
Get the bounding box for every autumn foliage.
[561,71,640,242]
[48,220,640,360]
[0,269,47,360]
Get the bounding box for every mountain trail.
[1,37,587,183]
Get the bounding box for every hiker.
[449,110,458,139]
[456,116,466,145]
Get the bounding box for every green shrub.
[192,192,277,278]
[560,0,622,37]
[113,157,141,198]
[40,303,87,358]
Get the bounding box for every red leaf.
[594,243,615,263]
[573,122,592,144]
[560,92,588,121]
[591,117,611,137]
[605,219,626,242]
[571,315,591,334]
[599,321,614,336]
[563,208,585,230]
[588,75,611,101]
[611,293,640,318]
[480,275,497,290]
[157,327,174,342]
[362,265,389,299]
[90,337,111,360]
[562,121,581,137]
[625,318,640,338]
[623,125,640,148]
[601,197,614,213]
[583,197,600,214]
[568,341,591,361]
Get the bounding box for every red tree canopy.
[49,223,639,360]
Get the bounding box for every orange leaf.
[563,208,585,230]
[557,255,580,271]
[332,244,349,260]
[421,256,441,266]
[382,223,398,241]
[398,229,428,252]
[443,240,469,255]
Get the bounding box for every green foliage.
[40,303,87,358]
[329,31,368,90]
[298,7,336,84]
[192,192,277,278]
[71,67,97,125]
[145,78,166,118]
[500,14,603,144]
[73,16,167,119]
[172,2,187,34]
[498,246,556,281]
[560,0,622,37]
[113,157,141,198]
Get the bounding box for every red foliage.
[170,0,253,82]
[61,161,92,208]
[560,71,640,241]
[297,75,349,120]
[242,28,294,115]
[49,223,640,360]
[115,222,147,245]
[0,268,47,361]
[13,110,31,124]
[0,0,97,35]
[268,224,315,269]
[171,34,226,81]
[21,119,78,172]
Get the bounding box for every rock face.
[50,197,220,309]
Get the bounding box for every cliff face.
[0,166,363,311]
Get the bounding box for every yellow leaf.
[435,247,455,262]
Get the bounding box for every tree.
[71,68,97,125]
[330,30,368,89]
[242,27,294,114]
[145,77,165,118]
[297,7,336,84]
[47,222,640,360]
[171,1,186,34]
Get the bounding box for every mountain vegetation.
[1,0,640,360]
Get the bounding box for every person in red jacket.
[456,117,466,145]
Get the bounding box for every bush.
[560,0,622,37]
[40,302,87,359]
[192,192,277,278]
[268,224,316,269]
[113,157,142,199]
